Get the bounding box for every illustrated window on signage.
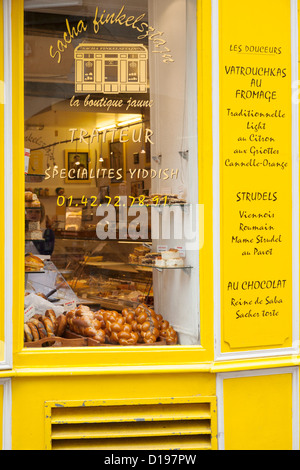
[23,0,200,350]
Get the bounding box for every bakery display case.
[23,239,180,348]
[51,239,154,311]
[25,258,78,304]
[24,181,200,348]
[23,227,199,347]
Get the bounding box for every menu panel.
[218,0,294,351]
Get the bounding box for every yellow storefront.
[0,0,299,451]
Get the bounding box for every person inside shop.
[25,205,55,256]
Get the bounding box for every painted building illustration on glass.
[74,43,148,94]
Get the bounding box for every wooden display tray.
[64,329,167,347]
[24,336,87,348]
[24,331,167,348]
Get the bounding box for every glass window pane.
[24,0,200,350]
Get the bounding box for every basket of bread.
[24,304,178,347]
[24,309,72,347]
[64,304,177,346]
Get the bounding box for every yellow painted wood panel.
[219,0,293,352]
[223,373,293,450]
[11,373,216,450]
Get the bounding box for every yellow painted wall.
[219,0,293,353]
[11,372,216,450]
[222,372,294,450]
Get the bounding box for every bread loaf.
[29,317,48,339]
[40,316,55,337]
[135,304,160,344]
[27,322,40,342]
[24,323,34,342]
[56,315,67,337]
[160,320,178,345]
[64,304,178,346]
[45,309,58,334]
[66,306,106,344]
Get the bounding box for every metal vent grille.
[45,398,217,450]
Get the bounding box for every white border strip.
[290,0,300,362]
[0,0,13,370]
[213,0,299,361]
[216,367,299,450]
[212,0,221,360]
[0,378,12,450]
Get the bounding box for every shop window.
[24,0,200,349]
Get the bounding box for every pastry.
[155,257,166,268]
[133,246,151,256]
[26,199,41,207]
[56,315,67,337]
[140,252,160,265]
[40,316,55,337]
[64,304,178,347]
[68,280,89,290]
[27,322,40,342]
[161,249,180,260]
[24,323,34,342]
[159,249,185,267]
[36,292,47,299]
[25,253,44,271]
[166,258,184,267]
[160,320,178,345]
[29,317,48,339]
[92,329,106,344]
[128,254,139,264]
[105,312,139,346]
[45,310,58,334]
[135,304,160,344]
[25,191,34,202]
[66,306,106,344]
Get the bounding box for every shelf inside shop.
[76,297,152,311]
[25,270,45,274]
[79,261,138,273]
[129,264,193,271]
[53,231,152,242]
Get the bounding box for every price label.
[63,300,77,312]
[157,245,168,253]
[176,246,186,258]
[24,305,36,323]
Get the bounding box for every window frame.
[10,0,215,370]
